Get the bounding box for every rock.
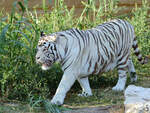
[124,85,150,113]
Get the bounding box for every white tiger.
[35,19,148,105]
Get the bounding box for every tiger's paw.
[51,99,63,105]
[112,85,125,91]
[112,75,126,91]
[78,91,92,97]
[51,95,64,105]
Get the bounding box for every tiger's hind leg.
[112,57,129,91]
[77,77,92,97]
[112,68,127,91]
[127,58,137,82]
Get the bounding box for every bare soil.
[64,105,124,113]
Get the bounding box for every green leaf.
[18,1,25,13]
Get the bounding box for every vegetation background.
[0,0,150,112]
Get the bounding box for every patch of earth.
[63,105,124,113]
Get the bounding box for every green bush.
[0,0,150,101]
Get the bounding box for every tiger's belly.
[104,61,117,72]
[79,60,117,78]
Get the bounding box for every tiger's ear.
[40,31,46,37]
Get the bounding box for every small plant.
[28,93,70,113]
[43,100,61,113]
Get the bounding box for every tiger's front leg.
[51,70,76,105]
[77,77,92,97]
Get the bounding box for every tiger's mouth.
[41,60,53,70]
[42,63,51,70]
[36,58,53,70]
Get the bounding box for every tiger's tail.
[132,37,149,65]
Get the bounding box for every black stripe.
[75,29,86,45]
[88,59,92,72]
[134,51,140,56]
[132,44,138,50]
[64,61,73,71]
[92,62,98,74]
[87,30,97,43]
[111,22,123,37]
[138,57,142,61]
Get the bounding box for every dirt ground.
[64,105,124,113]
[0,102,124,113]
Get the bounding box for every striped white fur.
[35,19,148,105]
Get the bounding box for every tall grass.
[76,0,120,28]
[0,0,149,104]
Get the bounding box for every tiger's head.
[36,32,58,70]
